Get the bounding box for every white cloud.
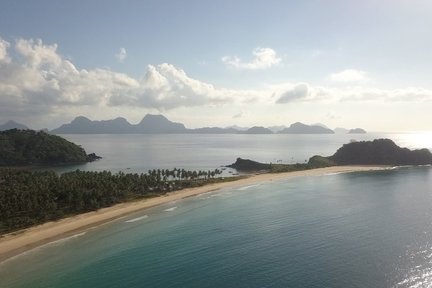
[232,112,243,119]
[109,63,267,110]
[0,37,10,63]
[222,47,281,70]
[116,47,127,63]
[329,69,369,83]
[274,83,331,103]
[276,83,310,103]
[1,36,431,125]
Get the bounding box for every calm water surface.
[52,132,432,173]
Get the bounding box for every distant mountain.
[240,126,273,134]
[226,125,249,131]
[52,114,186,134]
[268,125,287,133]
[312,123,330,129]
[51,116,133,134]
[51,115,369,135]
[348,128,367,134]
[0,120,28,131]
[135,114,186,133]
[279,122,334,134]
[334,127,349,134]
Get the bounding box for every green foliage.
[0,129,88,166]
[0,167,225,234]
[330,139,432,165]
[307,155,336,168]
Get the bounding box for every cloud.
[0,37,138,115]
[329,69,369,83]
[222,47,281,70]
[0,36,262,117]
[0,38,10,63]
[274,83,331,103]
[232,112,243,119]
[326,112,340,120]
[276,83,310,103]
[116,47,127,63]
[1,35,432,125]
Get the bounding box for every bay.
[2,132,432,287]
[50,132,432,174]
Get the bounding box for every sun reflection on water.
[395,243,432,288]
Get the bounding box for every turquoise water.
[2,166,432,287]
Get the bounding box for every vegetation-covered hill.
[330,139,432,165]
[0,129,100,166]
[227,139,432,172]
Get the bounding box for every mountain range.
[1,115,367,134]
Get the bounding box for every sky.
[0,0,431,132]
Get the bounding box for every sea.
[1,132,432,288]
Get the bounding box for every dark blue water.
[2,166,432,287]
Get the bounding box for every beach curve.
[0,165,388,263]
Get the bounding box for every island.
[348,128,367,134]
[227,139,432,172]
[240,126,274,134]
[278,122,335,134]
[0,129,101,166]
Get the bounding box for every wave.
[0,231,87,265]
[125,215,148,223]
[324,172,344,176]
[164,207,177,212]
[238,184,260,191]
[47,232,87,246]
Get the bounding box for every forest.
[0,167,226,234]
[0,129,99,166]
[330,139,432,165]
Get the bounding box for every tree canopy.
[330,139,432,165]
[0,129,97,166]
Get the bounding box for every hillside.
[330,139,432,165]
[227,139,432,172]
[0,129,100,166]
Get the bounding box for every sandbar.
[0,165,388,263]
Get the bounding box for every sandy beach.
[0,165,388,263]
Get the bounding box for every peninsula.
[0,129,101,166]
[1,138,431,263]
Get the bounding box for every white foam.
[125,215,148,223]
[0,231,87,265]
[324,172,343,176]
[164,206,177,212]
[238,184,260,191]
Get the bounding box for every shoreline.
[0,165,389,263]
